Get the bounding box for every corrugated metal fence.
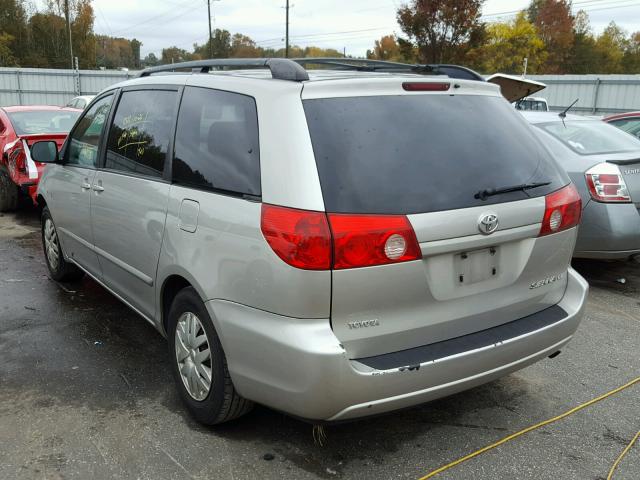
[1,67,639,115]
[0,67,136,107]
[528,74,640,115]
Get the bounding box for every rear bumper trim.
[355,305,567,370]
[207,267,588,421]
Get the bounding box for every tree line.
[369,0,640,74]
[0,0,638,74]
[0,0,343,69]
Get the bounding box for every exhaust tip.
[548,350,561,359]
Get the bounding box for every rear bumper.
[207,268,588,422]
[575,200,640,259]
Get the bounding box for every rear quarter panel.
[156,186,332,331]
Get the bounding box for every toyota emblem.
[478,213,499,235]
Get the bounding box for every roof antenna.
[559,98,579,127]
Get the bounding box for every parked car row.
[3,58,639,427]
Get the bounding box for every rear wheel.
[41,207,84,282]
[0,165,18,212]
[168,287,253,424]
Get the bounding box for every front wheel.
[41,207,84,282]
[168,287,253,425]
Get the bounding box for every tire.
[0,165,18,212]
[168,287,253,425]
[41,206,84,282]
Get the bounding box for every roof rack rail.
[138,58,310,82]
[138,57,485,83]
[291,58,485,81]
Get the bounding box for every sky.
[42,0,640,58]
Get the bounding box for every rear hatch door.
[302,80,572,359]
[486,73,546,103]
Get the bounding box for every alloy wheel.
[175,312,212,401]
[44,218,60,271]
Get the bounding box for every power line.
[482,0,640,19]
[108,0,196,35]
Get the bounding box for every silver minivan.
[32,59,588,424]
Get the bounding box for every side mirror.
[31,141,59,164]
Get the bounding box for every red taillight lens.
[402,82,450,92]
[328,214,421,269]
[539,184,582,237]
[585,162,631,203]
[260,204,331,270]
[261,206,422,270]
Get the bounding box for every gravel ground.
[0,208,638,480]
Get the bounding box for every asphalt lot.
[0,208,638,480]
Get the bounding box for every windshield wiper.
[474,181,551,200]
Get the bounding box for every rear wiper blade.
[474,181,551,200]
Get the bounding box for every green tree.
[527,0,574,73]
[367,35,403,61]
[622,31,640,73]
[71,0,96,68]
[303,46,342,57]
[230,33,261,57]
[194,28,231,58]
[0,32,16,66]
[161,46,193,64]
[471,12,546,74]
[593,22,627,73]
[27,12,68,67]
[0,0,28,65]
[567,10,599,73]
[130,38,141,68]
[96,35,139,69]
[142,52,159,67]
[397,0,485,63]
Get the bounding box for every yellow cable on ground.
[418,376,640,480]
[607,429,640,480]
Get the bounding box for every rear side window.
[105,90,178,178]
[173,86,260,196]
[303,95,567,215]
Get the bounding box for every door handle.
[92,184,104,192]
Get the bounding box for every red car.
[0,105,81,211]
[603,111,640,140]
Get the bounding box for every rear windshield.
[303,94,566,214]
[537,120,640,155]
[7,110,80,135]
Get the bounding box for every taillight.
[539,184,582,237]
[402,82,450,92]
[328,214,421,269]
[260,204,331,270]
[260,205,421,270]
[585,162,631,203]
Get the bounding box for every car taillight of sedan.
[585,163,631,203]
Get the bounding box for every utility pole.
[285,0,290,58]
[207,0,213,58]
[65,0,73,69]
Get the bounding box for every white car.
[65,95,95,110]
[515,96,549,112]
